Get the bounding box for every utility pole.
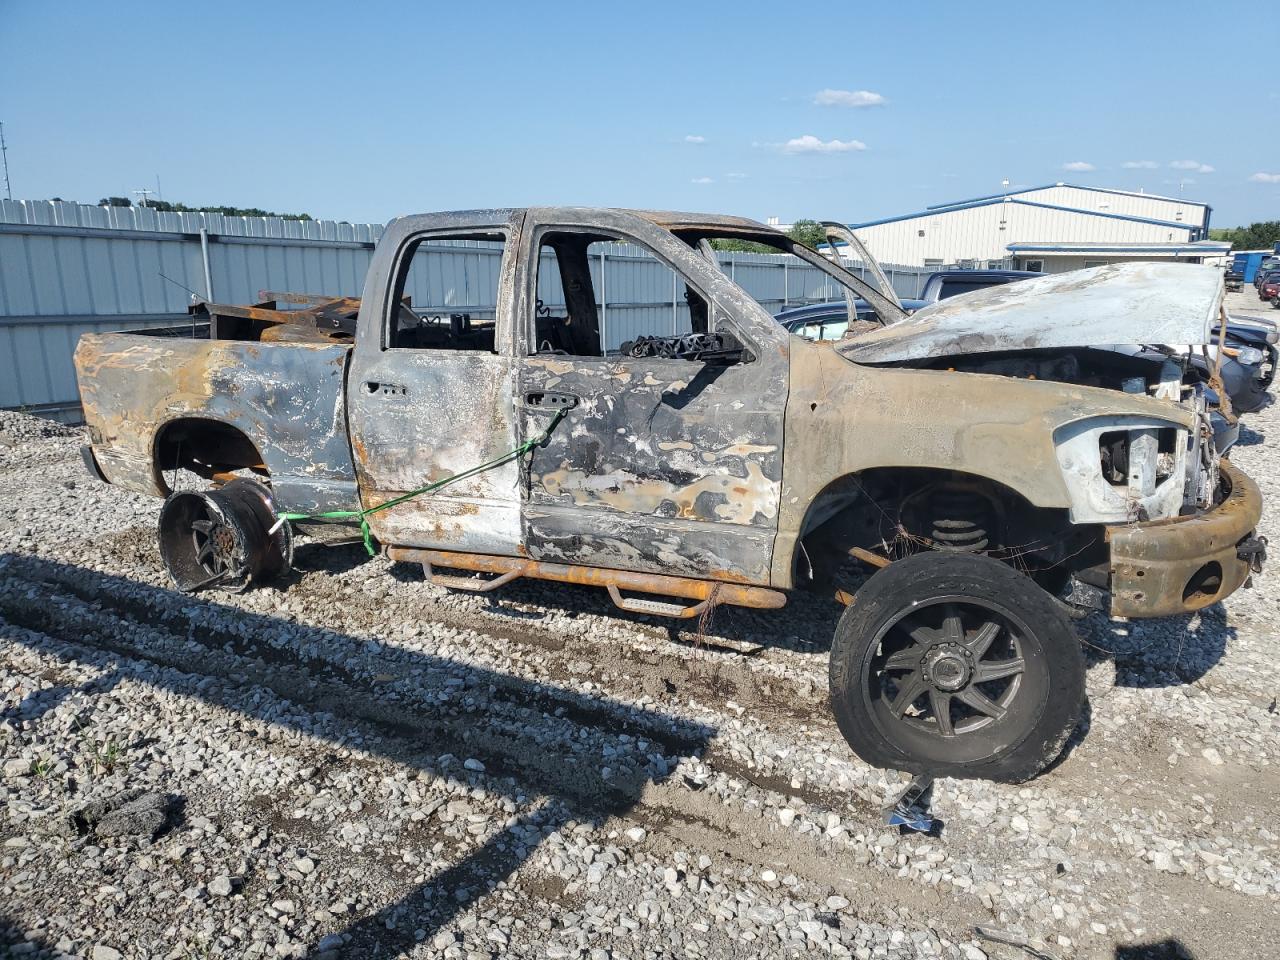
[133,187,155,208]
[0,122,12,201]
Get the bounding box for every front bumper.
[1107,460,1263,618]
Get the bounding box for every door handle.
[524,391,578,409]
[365,381,407,397]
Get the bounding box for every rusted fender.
[771,338,1196,586]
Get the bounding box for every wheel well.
[153,418,267,493]
[796,467,1099,587]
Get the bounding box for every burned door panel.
[345,214,525,556]
[347,351,521,554]
[518,356,785,583]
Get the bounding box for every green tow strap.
[270,406,568,556]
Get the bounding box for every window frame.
[522,223,722,363]
[381,227,513,355]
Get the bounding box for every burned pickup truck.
[74,208,1265,782]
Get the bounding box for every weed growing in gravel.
[94,738,124,773]
[73,718,126,775]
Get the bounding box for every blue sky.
[2,1,1276,227]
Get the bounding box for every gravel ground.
[3,305,1279,960]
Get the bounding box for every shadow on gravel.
[1234,424,1265,447]
[1115,938,1195,959]
[1080,605,1235,688]
[0,552,716,959]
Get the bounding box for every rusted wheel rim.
[189,510,238,580]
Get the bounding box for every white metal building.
[845,183,1224,273]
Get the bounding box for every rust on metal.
[1106,460,1261,618]
[190,293,362,344]
[386,546,788,613]
[848,546,891,569]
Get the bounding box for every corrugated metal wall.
[0,199,929,418]
[854,199,1198,267]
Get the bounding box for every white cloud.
[684,135,706,144]
[725,171,749,180]
[813,88,885,108]
[1062,161,1096,172]
[690,176,714,184]
[1122,160,1158,169]
[781,135,867,154]
[1171,160,1214,173]
[1250,172,1280,183]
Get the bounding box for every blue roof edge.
[926,182,1209,211]
[849,197,1199,233]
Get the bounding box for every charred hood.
[835,262,1224,364]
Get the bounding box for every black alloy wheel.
[829,552,1085,782]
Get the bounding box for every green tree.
[1221,221,1280,251]
[709,236,776,253]
[91,196,314,219]
[709,218,832,254]
[786,219,827,251]
[145,199,313,220]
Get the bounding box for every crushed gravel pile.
[3,356,1279,960]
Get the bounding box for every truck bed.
[74,327,360,516]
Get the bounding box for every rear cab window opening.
[386,232,508,353]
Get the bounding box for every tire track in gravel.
[81,524,836,719]
[47,525,868,815]
[0,553,991,937]
[44,526,1279,878]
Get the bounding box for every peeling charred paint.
[838,263,1224,364]
[75,334,359,515]
[770,338,1201,587]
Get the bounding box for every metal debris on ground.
[64,788,177,840]
[883,772,938,834]
[974,925,1064,960]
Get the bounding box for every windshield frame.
[671,227,908,327]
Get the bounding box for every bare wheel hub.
[211,524,236,560]
[922,642,972,692]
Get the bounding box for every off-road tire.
[829,552,1085,782]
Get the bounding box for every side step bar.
[385,547,787,620]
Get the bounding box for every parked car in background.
[1253,262,1280,290]
[1260,275,1280,302]
[917,269,1041,303]
[777,297,927,341]
[1224,268,1244,292]
[777,270,1040,339]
